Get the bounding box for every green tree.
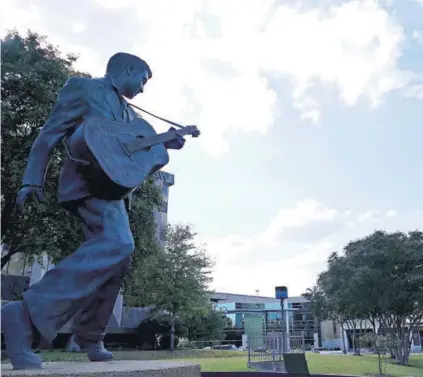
[304,274,349,354]
[1,29,89,269]
[358,332,397,376]
[305,230,423,365]
[136,313,186,350]
[123,182,162,302]
[132,223,213,350]
[184,304,226,342]
[342,230,423,365]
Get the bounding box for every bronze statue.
[2,52,199,370]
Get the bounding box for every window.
[5,253,26,277]
[160,201,168,213]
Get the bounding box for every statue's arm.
[21,77,88,188]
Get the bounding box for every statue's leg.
[70,273,126,361]
[21,198,134,349]
[1,300,42,370]
[68,199,133,361]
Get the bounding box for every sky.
[1,0,422,298]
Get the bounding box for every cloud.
[413,30,423,45]
[257,199,344,246]
[203,200,422,296]
[386,209,397,218]
[72,23,87,34]
[357,209,380,223]
[405,84,423,101]
[1,0,416,155]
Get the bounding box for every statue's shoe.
[65,334,82,352]
[74,336,113,362]
[1,301,42,370]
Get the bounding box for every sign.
[275,286,288,299]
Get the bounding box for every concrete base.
[1,360,201,377]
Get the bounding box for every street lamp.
[275,286,288,353]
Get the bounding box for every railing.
[248,332,305,364]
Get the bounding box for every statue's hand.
[16,185,44,211]
[164,127,186,150]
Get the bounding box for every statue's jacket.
[22,75,138,206]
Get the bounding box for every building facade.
[319,318,423,353]
[211,292,423,353]
[211,292,319,349]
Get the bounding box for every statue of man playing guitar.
[2,52,197,370]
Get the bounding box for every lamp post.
[275,286,288,353]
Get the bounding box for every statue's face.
[124,69,149,99]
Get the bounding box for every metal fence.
[177,340,243,350]
[248,332,305,363]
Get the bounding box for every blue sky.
[2,0,422,297]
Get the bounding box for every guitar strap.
[62,103,189,164]
[128,102,186,130]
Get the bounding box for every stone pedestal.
[1,360,200,377]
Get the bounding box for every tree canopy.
[1,29,89,268]
[183,303,226,342]
[129,223,214,350]
[304,230,423,365]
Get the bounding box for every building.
[211,292,423,353]
[319,318,423,353]
[211,292,319,349]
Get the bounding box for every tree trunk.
[377,351,383,376]
[341,325,347,354]
[380,316,396,359]
[1,247,17,269]
[170,314,175,351]
[392,323,411,365]
[1,200,15,240]
[351,323,360,356]
[397,330,411,365]
[389,349,396,359]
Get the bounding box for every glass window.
[6,252,26,276]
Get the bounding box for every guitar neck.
[125,129,190,154]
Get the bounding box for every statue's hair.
[106,52,152,78]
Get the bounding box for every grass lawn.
[196,354,423,376]
[305,353,423,377]
[2,350,423,376]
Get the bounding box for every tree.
[131,224,213,350]
[304,253,365,355]
[342,230,423,365]
[136,312,186,350]
[358,332,397,376]
[122,181,163,301]
[184,304,226,342]
[305,230,423,365]
[1,29,89,268]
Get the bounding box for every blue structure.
[211,292,315,348]
[2,51,189,370]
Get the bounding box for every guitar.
[65,117,200,200]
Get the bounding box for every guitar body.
[67,117,169,200]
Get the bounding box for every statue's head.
[106,52,152,99]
